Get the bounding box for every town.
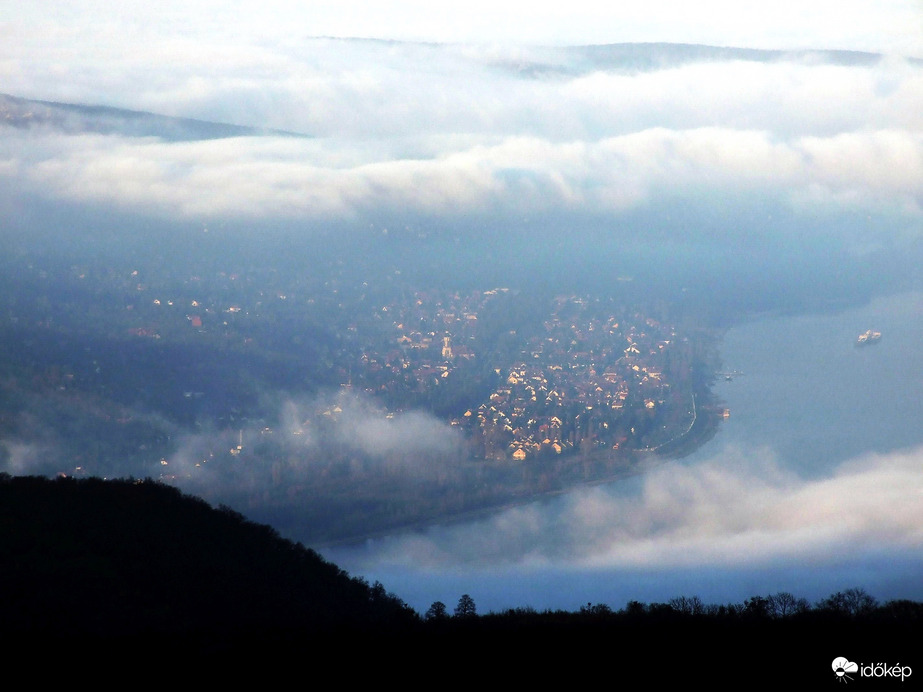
[0,244,726,540]
[0,248,723,470]
[340,287,718,461]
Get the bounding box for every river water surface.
[324,291,923,613]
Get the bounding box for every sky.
[2,2,922,612]
[2,3,921,234]
[4,1,922,54]
[2,2,921,250]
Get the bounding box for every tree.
[668,595,704,616]
[842,587,878,616]
[817,588,878,617]
[579,602,612,616]
[454,593,477,618]
[369,580,387,602]
[623,600,647,617]
[767,591,808,618]
[425,601,448,621]
[743,595,770,619]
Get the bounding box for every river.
[323,291,923,613]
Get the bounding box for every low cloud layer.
[5,126,922,217]
[343,442,923,572]
[2,42,920,261]
[161,389,463,499]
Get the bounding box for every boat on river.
[856,330,881,346]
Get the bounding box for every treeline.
[422,587,923,625]
[418,590,922,680]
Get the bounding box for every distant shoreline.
[313,398,724,550]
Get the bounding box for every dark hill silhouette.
[0,474,416,655]
[2,473,921,679]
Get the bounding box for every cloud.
[2,42,920,251]
[350,443,923,571]
[160,388,463,500]
[328,394,462,458]
[578,445,923,568]
[8,40,922,138]
[4,123,919,247]
[3,8,921,612]
[0,439,59,476]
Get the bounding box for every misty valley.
[0,235,727,543]
[2,18,921,626]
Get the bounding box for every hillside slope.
[0,474,416,649]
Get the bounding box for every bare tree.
[817,588,878,617]
[668,595,704,615]
[767,591,809,618]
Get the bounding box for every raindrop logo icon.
[833,657,859,683]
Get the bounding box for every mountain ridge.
[0,92,310,141]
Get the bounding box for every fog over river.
[325,291,923,613]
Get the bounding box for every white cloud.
[353,443,923,571]
[5,121,920,238]
[160,389,462,499]
[3,40,920,240]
